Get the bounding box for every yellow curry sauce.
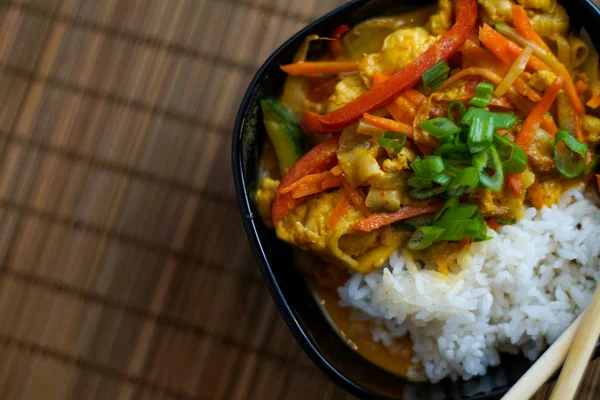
[314,287,425,380]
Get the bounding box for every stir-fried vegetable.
[260,98,306,175]
[302,0,478,133]
[554,131,588,178]
[259,0,598,267]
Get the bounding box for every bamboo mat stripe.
[0,0,599,399]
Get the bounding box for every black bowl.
[232,1,600,398]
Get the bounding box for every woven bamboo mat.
[0,0,598,399]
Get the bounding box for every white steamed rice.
[338,190,600,382]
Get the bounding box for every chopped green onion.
[432,172,451,187]
[409,186,447,199]
[437,220,470,241]
[407,176,434,189]
[441,204,478,221]
[469,82,495,108]
[434,142,471,161]
[460,108,517,129]
[464,211,488,241]
[493,134,527,174]
[554,130,588,178]
[419,118,461,139]
[434,197,459,220]
[396,214,436,231]
[467,108,495,154]
[494,216,516,225]
[411,156,445,176]
[473,146,504,191]
[378,131,407,154]
[448,101,467,123]
[422,61,450,89]
[408,226,445,250]
[447,167,479,196]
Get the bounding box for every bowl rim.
[231,0,600,398]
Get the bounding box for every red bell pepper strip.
[271,136,339,223]
[302,0,478,133]
[329,25,350,57]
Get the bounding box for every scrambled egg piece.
[358,27,438,86]
[338,145,383,187]
[381,146,417,173]
[478,0,568,37]
[256,178,280,228]
[326,74,367,113]
[583,115,600,143]
[427,0,453,34]
[527,70,557,91]
[275,191,404,273]
[469,188,524,220]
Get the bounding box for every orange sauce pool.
[314,286,426,381]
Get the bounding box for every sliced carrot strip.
[328,190,351,228]
[279,171,334,194]
[351,201,443,232]
[505,173,523,198]
[280,61,358,76]
[330,164,343,176]
[321,176,343,190]
[434,67,503,92]
[515,77,564,153]
[587,94,600,108]
[403,89,425,106]
[527,181,545,209]
[291,181,324,199]
[576,80,588,95]
[541,115,558,137]
[511,6,584,117]
[362,113,414,137]
[479,24,547,72]
[458,237,472,249]
[342,179,370,216]
[512,6,551,51]
[486,218,501,231]
[596,174,600,191]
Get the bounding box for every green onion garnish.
[409,186,447,199]
[418,118,461,139]
[378,131,407,154]
[554,130,588,178]
[447,167,479,196]
[447,100,467,123]
[435,204,478,241]
[473,146,504,191]
[464,211,488,241]
[467,109,495,154]
[434,196,459,221]
[493,134,527,174]
[469,82,495,108]
[422,61,450,90]
[432,172,451,187]
[396,213,436,231]
[407,226,445,250]
[434,142,471,161]
[460,108,517,129]
[410,156,445,176]
[407,176,434,189]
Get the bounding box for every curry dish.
[255,0,600,381]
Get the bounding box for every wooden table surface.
[0,0,598,398]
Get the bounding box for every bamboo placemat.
[0,0,598,399]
